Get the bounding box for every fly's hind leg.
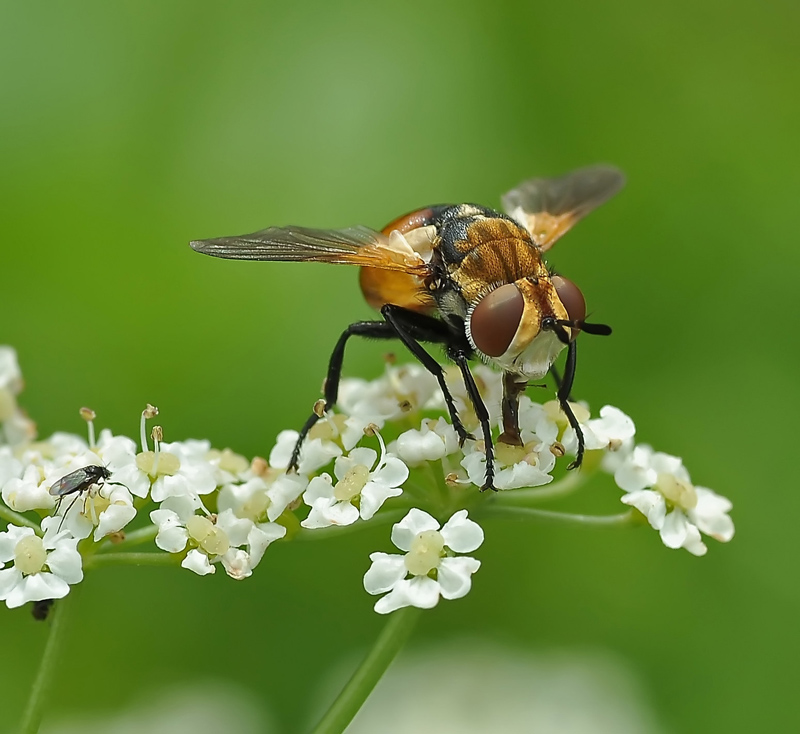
[288,320,398,473]
[380,305,474,446]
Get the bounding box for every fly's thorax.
[466,276,582,379]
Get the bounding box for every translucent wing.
[190,225,427,274]
[49,467,95,497]
[501,165,625,251]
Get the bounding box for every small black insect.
[48,464,123,529]
[49,464,112,500]
[31,598,54,621]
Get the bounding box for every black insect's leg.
[557,339,585,470]
[380,305,473,445]
[498,372,527,446]
[288,320,399,472]
[56,493,82,532]
[449,350,496,491]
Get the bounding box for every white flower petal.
[266,473,308,521]
[0,567,23,598]
[391,509,440,551]
[437,556,481,599]
[395,428,447,466]
[94,503,137,541]
[221,549,252,580]
[5,572,70,608]
[302,475,334,505]
[159,494,202,522]
[247,523,286,568]
[440,511,484,553]
[326,500,361,526]
[621,490,666,529]
[690,487,735,542]
[112,463,151,499]
[681,525,708,556]
[359,481,403,521]
[363,552,407,594]
[0,525,34,562]
[181,549,215,575]
[372,456,409,488]
[659,509,691,549]
[215,509,253,547]
[374,576,441,614]
[2,471,54,512]
[45,540,83,585]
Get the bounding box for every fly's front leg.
[557,339,585,470]
[380,305,474,445]
[450,350,496,491]
[288,320,397,472]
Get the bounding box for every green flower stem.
[84,552,179,569]
[310,605,423,734]
[95,524,158,552]
[19,590,74,734]
[479,504,635,526]
[295,509,407,542]
[0,502,39,530]
[495,470,589,505]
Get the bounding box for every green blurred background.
[2,1,798,731]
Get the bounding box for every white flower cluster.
[0,347,734,615]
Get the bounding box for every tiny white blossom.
[151,494,285,579]
[2,464,55,512]
[301,445,408,529]
[517,397,561,446]
[364,508,483,614]
[613,445,734,556]
[563,405,636,454]
[265,472,309,521]
[427,365,504,432]
[0,518,83,608]
[112,438,217,503]
[340,363,440,426]
[182,548,215,575]
[461,440,555,490]
[269,429,342,475]
[0,446,23,486]
[394,418,460,467]
[58,479,137,543]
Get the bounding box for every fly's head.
[465,274,600,379]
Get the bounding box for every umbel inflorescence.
[0,346,734,614]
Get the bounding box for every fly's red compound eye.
[469,283,524,357]
[551,275,586,333]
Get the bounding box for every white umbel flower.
[269,429,342,475]
[394,418,460,467]
[0,518,83,608]
[613,445,734,556]
[364,509,483,614]
[302,444,408,529]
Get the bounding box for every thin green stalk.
[0,502,39,530]
[495,470,589,505]
[310,606,423,734]
[19,591,74,733]
[84,552,178,569]
[95,524,158,552]
[295,510,407,542]
[479,504,635,526]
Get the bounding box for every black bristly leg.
[288,308,471,473]
[557,339,585,470]
[380,305,474,445]
[288,319,397,472]
[450,350,496,491]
